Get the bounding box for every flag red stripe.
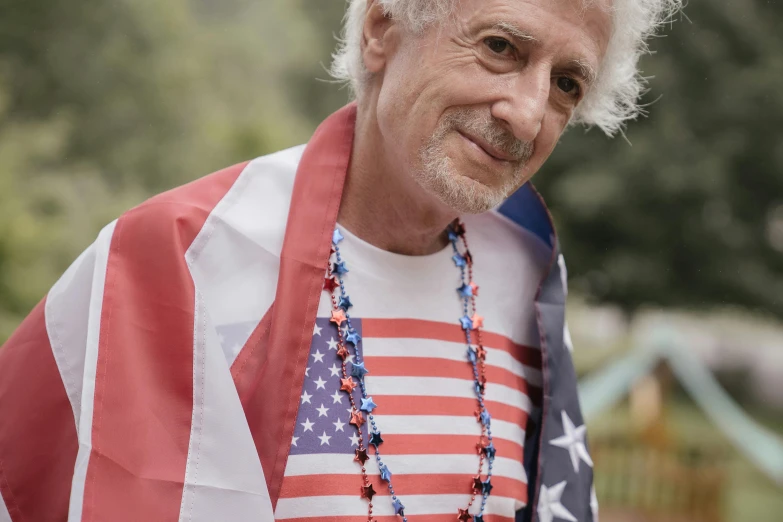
[366,396,529,429]
[0,299,77,521]
[279,473,526,499]
[81,163,248,521]
[346,434,524,460]
[365,355,539,397]
[361,318,541,369]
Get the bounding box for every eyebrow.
[566,58,598,89]
[492,22,539,44]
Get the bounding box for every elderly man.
[0,0,679,520]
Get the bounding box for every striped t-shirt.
[274,211,551,521]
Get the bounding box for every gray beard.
[416,110,533,214]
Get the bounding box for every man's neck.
[337,107,457,257]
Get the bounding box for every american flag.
[274,317,541,520]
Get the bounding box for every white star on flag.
[328,363,341,377]
[304,366,310,377]
[291,436,298,447]
[316,404,329,417]
[331,390,343,404]
[311,350,325,363]
[318,431,332,446]
[333,418,345,432]
[550,410,593,473]
[327,337,338,350]
[300,391,312,405]
[349,433,360,446]
[313,323,322,336]
[301,418,314,433]
[537,481,577,522]
[314,376,327,390]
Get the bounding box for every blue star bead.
[351,361,369,379]
[483,442,496,459]
[473,516,484,522]
[467,347,477,364]
[369,431,384,448]
[345,331,361,346]
[338,295,353,311]
[480,410,492,426]
[360,397,377,413]
[447,229,459,243]
[333,261,349,275]
[457,283,473,298]
[332,228,344,245]
[460,315,473,330]
[379,463,393,482]
[392,498,405,515]
[482,478,493,495]
[475,382,485,395]
[452,254,467,267]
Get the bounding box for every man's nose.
[490,65,550,143]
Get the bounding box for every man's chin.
[418,168,510,215]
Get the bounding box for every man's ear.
[362,0,395,74]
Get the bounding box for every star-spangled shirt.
[271,212,552,520]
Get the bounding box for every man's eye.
[556,77,581,96]
[484,37,513,55]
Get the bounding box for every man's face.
[369,0,613,213]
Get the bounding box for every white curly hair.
[330,0,682,136]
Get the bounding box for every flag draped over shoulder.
[0,104,595,522]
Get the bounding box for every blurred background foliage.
[0,0,782,518]
[1,0,781,336]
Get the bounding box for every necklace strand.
[324,220,495,521]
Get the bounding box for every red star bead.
[354,448,369,465]
[330,308,347,326]
[324,275,339,293]
[469,281,479,296]
[350,408,365,428]
[471,314,484,329]
[458,508,472,521]
[337,345,349,360]
[473,476,483,492]
[464,250,473,265]
[361,483,376,500]
[340,377,357,393]
[476,345,487,360]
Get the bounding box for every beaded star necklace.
[323,220,495,521]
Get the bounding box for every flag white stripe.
[366,376,533,413]
[275,493,522,518]
[364,337,543,387]
[284,454,526,482]
[67,220,117,522]
[190,146,304,366]
[178,292,274,521]
[0,493,11,522]
[45,243,99,429]
[373,415,525,443]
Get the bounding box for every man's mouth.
[457,130,516,163]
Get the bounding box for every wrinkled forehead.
[439,0,614,71]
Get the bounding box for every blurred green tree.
[532,0,783,317]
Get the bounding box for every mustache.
[440,109,533,164]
